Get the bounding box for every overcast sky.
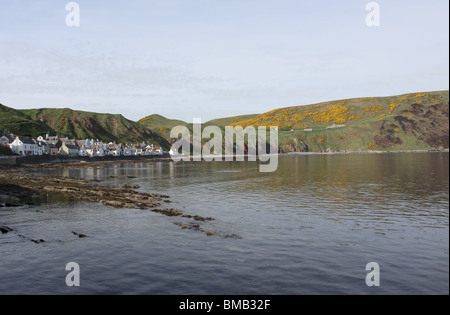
[0,0,448,122]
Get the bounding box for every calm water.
[0,152,448,295]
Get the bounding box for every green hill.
[228,91,449,152]
[0,104,170,149]
[138,114,258,141]
[139,114,188,133]
[0,104,55,137]
[204,114,259,127]
[138,114,191,143]
[138,91,449,153]
[19,108,170,148]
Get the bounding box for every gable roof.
[19,138,35,145]
[65,144,79,150]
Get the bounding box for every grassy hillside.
[139,114,188,136]
[229,91,449,152]
[138,114,258,142]
[204,114,259,127]
[19,108,170,148]
[0,104,55,138]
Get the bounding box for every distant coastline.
[283,148,450,156]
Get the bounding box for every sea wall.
[0,156,17,166]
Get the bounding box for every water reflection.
[39,153,449,228]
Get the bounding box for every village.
[0,131,165,157]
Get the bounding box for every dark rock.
[72,231,87,238]
[152,208,183,217]
[122,184,140,189]
[0,226,13,234]
[224,234,242,239]
[174,222,195,230]
[181,214,215,222]
[4,203,21,207]
[31,239,45,244]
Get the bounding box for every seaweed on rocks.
[0,170,240,239]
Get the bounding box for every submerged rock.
[0,171,240,238]
[0,183,46,207]
[0,226,13,234]
[173,222,241,239]
[72,231,87,238]
[122,184,140,189]
[31,239,46,244]
[152,208,184,217]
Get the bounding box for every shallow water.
[0,152,448,294]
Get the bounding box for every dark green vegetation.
[0,104,55,138]
[0,145,13,156]
[138,113,258,140]
[139,114,190,140]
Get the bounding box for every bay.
[0,152,448,295]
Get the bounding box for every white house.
[85,147,96,157]
[9,137,38,156]
[134,147,144,156]
[78,146,88,157]
[123,146,132,156]
[95,146,105,157]
[36,141,48,155]
[143,145,154,156]
[0,135,10,146]
[154,147,164,155]
[109,145,122,156]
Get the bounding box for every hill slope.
[0,104,56,137]
[229,91,449,152]
[18,108,170,148]
[139,114,188,133]
[138,114,258,141]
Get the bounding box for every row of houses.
[0,132,165,157]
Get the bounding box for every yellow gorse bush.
[389,102,400,115]
[229,92,436,129]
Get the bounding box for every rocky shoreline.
[0,170,238,239]
[0,154,174,169]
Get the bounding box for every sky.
[0,0,448,122]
